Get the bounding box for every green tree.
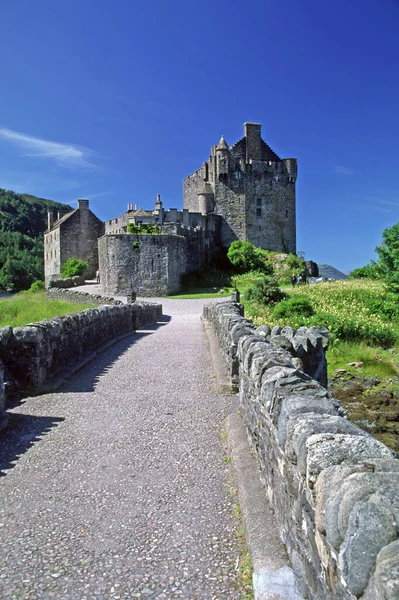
[227,241,273,274]
[376,223,399,292]
[0,188,72,290]
[61,258,88,278]
[349,261,382,280]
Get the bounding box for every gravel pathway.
[0,299,241,599]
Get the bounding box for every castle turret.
[216,135,229,179]
[197,183,214,215]
[283,158,298,182]
[244,122,262,161]
[153,193,164,224]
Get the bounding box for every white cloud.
[0,127,98,169]
[377,199,399,207]
[334,164,355,175]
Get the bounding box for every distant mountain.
[318,264,348,280]
[0,188,72,290]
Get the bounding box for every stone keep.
[184,122,297,253]
[44,123,298,295]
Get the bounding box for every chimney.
[244,122,262,161]
[78,199,89,210]
[47,210,55,230]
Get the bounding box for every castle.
[44,123,297,296]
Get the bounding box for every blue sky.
[0,0,398,272]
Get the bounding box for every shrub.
[245,275,285,305]
[349,261,382,279]
[29,280,45,292]
[60,258,88,278]
[273,295,314,319]
[285,253,305,270]
[127,223,160,235]
[227,241,272,274]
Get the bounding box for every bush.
[61,258,88,278]
[349,261,382,279]
[29,280,45,291]
[245,275,285,305]
[285,253,305,270]
[227,241,273,274]
[273,295,314,319]
[127,223,160,235]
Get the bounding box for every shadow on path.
[59,314,172,394]
[0,315,172,476]
[0,413,65,477]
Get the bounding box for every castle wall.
[183,166,207,213]
[204,300,399,600]
[99,234,189,297]
[243,166,296,253]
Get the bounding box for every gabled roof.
[131,208,153,217]
[46,209,76,232]
[229,137,281,162]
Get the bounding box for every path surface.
[0,299,242,599]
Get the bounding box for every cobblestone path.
[0,299,241,599]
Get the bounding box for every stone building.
[44,123,297,295]
[184,122,297,253]
[44,199,104,284]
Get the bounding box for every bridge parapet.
[204,300,399,600]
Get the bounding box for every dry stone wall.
[204,300,399,600]
[46,287,124,306]
[0,299,162,425]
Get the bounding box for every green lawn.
[0,290,95,327]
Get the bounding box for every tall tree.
[376,222,399,293]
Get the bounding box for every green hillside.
[0,189,72,291]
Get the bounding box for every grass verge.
[0,290,95,327]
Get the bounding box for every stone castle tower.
[44,122,298,295]
[183,122,297,253]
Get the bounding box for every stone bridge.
[0,291,397,599]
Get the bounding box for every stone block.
[306,433,396,487]
[362,540,399,600]
[256,325,271,337]
[339,501,396,597]
[277,395,342,448]
[13,325,45,344]
[285,413,366,474]
[321,471,399,550]
[0,326,13,345]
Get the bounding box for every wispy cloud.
[377,199,399,207]
[84,191,113,200]
[334,164,355,175]
[373,206,395,214]
[0,127,99,169]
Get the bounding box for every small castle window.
[286,210,289,219]
[256,199,262,218]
